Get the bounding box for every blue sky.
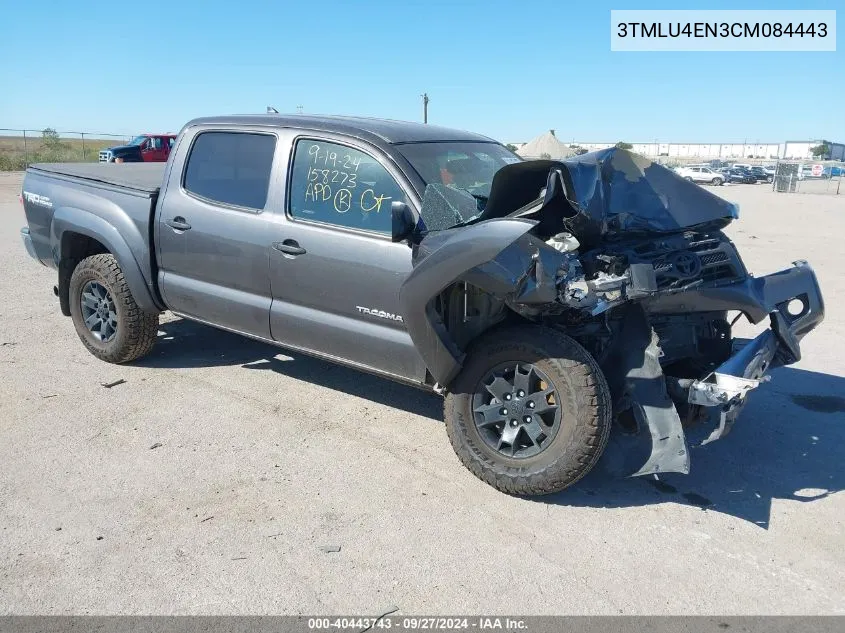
[0,0,840,143]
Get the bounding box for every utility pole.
[421,93,429,124]
[297,105,303,114]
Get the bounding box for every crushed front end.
[401,148,825,477]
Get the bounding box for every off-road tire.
[444,325,612,495]
[69,254,159,363]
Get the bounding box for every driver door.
[267,135,427,383]
[141,137,166,162]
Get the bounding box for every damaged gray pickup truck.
[20,115,824,495]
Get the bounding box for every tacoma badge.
[356,306,404,323]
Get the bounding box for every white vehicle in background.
[675,165,725,185]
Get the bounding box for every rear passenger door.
[267,136,427,383]
[156,129,278,338]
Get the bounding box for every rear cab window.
[288,139,407,234]
[183,131,276,210]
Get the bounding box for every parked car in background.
[822,165,845,178]
[721,167,757,184]
[749,166,773,183]
[99,134,176,163]
[675,165,724,185]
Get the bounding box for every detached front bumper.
[687,260,824,442]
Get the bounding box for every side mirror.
[391,201,416,243]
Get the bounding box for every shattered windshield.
[398,141,521,231]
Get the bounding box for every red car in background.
[98,134,176,163]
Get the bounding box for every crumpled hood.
[558,148,738,237]
[413,148,741,266]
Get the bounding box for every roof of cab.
[183,114,497,145]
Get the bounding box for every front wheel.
[711,178,722,186]
[444,326,612,495]
[69,254,159,363]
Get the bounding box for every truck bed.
[28,162,165,195]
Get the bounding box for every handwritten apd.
[303,144,392,214]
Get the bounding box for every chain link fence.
[772,160,844,195]
[0,128,131,171]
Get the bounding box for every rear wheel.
[69,254,159,363]
[444,325,611,495]
[711,177,722,186]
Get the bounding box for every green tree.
[615,141,633,150]
[811,143,830,158]
[505,143,519,152]
[41,128,61,147]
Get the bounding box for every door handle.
[273,239,306,256]
[166,217,192,231]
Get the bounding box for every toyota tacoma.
[19,115,824,495]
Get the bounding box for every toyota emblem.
[671,252,702,279]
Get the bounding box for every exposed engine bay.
[399,148,824,476]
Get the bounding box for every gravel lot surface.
[1,171,843,615]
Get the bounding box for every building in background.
[781,140,845,161]
[507,135,844,161]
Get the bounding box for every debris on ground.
[318,545,341,553]
[361,607,400,632]
[149,442,163,450]
[200,516,214,523]
[101,379,126,389]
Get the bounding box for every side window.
[183,132,276,210]
[149,137,162,151]
[289,139,407,234]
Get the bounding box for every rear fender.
[51,206,160,314]
[399,218,564,386]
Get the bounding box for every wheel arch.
[52,207,160,316]
[399,218,551,387]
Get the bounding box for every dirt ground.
[0,171,843,615]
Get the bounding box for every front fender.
[399,218,541,386]
[51,206,160,314]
